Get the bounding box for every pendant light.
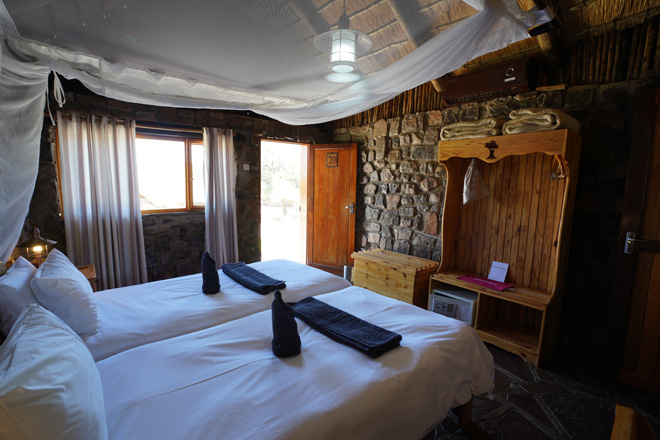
[314,0,372,75]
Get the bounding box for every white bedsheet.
[84,260,350,361]
[98,286,494,440]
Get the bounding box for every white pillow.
[0,304,108,440]
[30,249,100,336]
[0,256,38,336]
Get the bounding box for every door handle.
[623,231,660,255]
[624,232,645,254]
[345,203,355,214]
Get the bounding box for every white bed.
[97,286,494,440]
[0,256,494,440]
[84,259,351,360]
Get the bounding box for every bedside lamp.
[18,227,56,266]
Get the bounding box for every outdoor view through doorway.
[260,140,306,263]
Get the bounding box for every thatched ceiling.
[455,0,660,76]
[292,0,660,78]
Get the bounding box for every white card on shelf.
[488,261,509,283]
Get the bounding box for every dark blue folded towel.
[292,297,402,358]
[220,262,286,294]
[201,251,220,294]
[271,291,301,357]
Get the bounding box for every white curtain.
[57,112,148,289]
[203,128,238,264]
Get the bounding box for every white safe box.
[428,285,478,325]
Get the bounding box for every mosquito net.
[0,0,550,261]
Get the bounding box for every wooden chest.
[351,249,439,308]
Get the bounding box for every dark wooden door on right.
[613,89,660,397]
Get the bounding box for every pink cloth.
[457,275,512,291]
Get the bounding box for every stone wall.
[14,125,68,259]
[21,79,331,281]
[334,90,570,261]
[334,74,660,365]
[142,212,206,280]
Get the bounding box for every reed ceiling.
[455,0,660,76]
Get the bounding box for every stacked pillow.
[0,257,38,336]
[30,249,100,336]
[0,304,108,439]
[0,250,100,337]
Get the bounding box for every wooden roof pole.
[386,0,443,92]
[528,0,566,82]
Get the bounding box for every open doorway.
[260,140,307,263]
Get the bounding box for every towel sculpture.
[221,262,286,294]
[271,291,301,357]
[440,118,505,141]
[502,108,581,135]
[293,296,402,358]
[201,251,220,294]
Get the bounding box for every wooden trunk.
[433,129,581,366]
[351,249,439,308]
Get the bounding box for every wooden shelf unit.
[433,129,581,366]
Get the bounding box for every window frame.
[136,132,205,214]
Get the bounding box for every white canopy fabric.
[0,0,549,263]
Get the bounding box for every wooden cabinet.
[433,129,581,366]
[352,249,439,308]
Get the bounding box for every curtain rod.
[136,124,203,134]
[45,112,129,123]
[46,113,234,136]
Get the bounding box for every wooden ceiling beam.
[525,0,567,83]
[290,1,328,37]
[386,0,443,92]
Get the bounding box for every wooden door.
[612,89,660,396]
[306,143,357,275]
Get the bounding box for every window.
[135,130,204,213]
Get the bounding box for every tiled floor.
[432,345,660,440]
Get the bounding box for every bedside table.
[77,264,98,292]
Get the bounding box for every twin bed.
[0,254,494,440]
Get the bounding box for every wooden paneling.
[433,129,582,366]
[437,130,570,162]
[452,153,566,291]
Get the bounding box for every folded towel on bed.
[502,108,581,134]
[271,291,301,357]
[201,252,220,294]
[440,118,505,141]
[220,262,286,294]
[292,296,402,358]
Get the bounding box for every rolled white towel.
[440,118,505,141]
[502,108,581,134]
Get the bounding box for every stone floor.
[431,345,660,440]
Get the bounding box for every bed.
[0,254,494,440]
[84,259,351,360]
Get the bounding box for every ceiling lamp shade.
[314,4,372,76]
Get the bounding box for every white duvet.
[84,260,350,361]
[98,286,494,440]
